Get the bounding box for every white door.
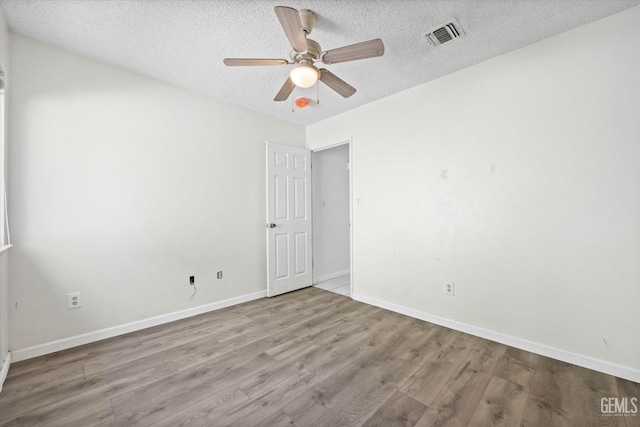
[266,142,313,297]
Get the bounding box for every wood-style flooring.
[0,287,638,426]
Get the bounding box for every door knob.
[268,223,276,228]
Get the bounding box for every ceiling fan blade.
[319,69,356,98]
[274,6,307,52]
[223,58,288,66]
[274,78,295,101]
[321,39,384,64]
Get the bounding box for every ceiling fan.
[223,6,384,102]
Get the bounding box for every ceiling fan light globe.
[290,63,319,88]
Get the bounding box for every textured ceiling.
[1,0,639,126]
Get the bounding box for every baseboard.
[314,269,350,284]
[11,290,267,363]
[0,351,11,394]
[353,293,640,383]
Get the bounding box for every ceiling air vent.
[424,18,465,47]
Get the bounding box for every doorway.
[311,142,351,296]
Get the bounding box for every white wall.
[0,6,10,384]
[8,34,305,352]
[307,6,640,377]
[0,252,8,373]
[312,144,350,282]
[0,6,6,71]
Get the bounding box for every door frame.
[311,138,353,297]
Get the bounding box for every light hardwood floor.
[0,287,638,426]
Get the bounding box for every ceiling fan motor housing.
[290,38,321,61]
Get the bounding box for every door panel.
[294,232,308,275]
[294,177,307,219]
[267,142,313,296]
[275,234,289,279]
[275,175,289,220]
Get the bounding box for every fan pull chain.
[291,95,294,112]
[316,82,319,105]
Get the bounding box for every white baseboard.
[314,270,350,284]
[0,351,11,393]
[353,293,640,383]
[11,290,267,363]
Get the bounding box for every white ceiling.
[1,0,638,126]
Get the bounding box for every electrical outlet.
[67,292,82,309]
[445,282,455,296]
[189,276,195,285]
[217,271,223,279]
